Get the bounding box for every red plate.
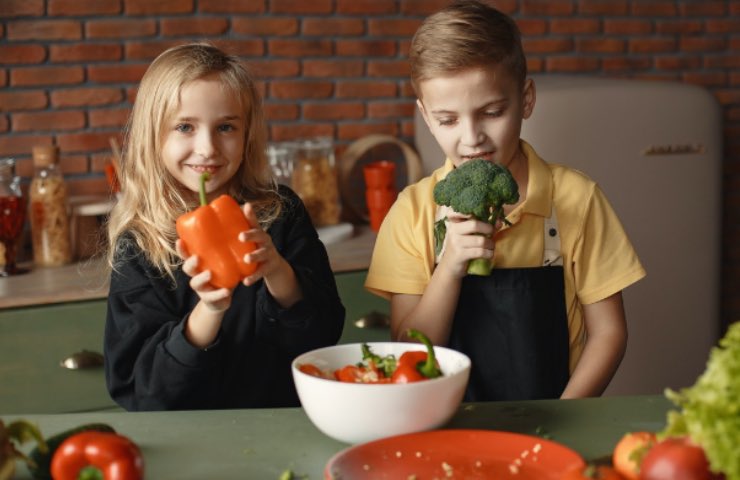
[325,429,585,479]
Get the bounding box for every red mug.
[366,187,397,210]
[363,161,396,190]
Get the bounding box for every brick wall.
[1,0,738,330]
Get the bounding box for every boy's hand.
[437,212,496,278]
[176,239,233,312]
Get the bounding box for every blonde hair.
[410,0,527,96]
[107,43,280,283]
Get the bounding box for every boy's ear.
[522,78,536,119]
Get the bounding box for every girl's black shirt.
[104,186,345,411]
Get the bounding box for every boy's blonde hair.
[107,43,280,283]
[410,0,527,96]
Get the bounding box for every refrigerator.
[414,75,722,395]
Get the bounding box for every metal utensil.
[354,311,391,329]
[60,350,104,369]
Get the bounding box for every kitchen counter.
[5,395,672,479]
[0,225,377,309]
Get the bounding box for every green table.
[5,395,672,479]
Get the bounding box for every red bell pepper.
[390,328,443,383]
[176,173,257,289]
[50,431,144,480]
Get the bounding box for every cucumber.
[28,423,116,480]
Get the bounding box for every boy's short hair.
[410,0,527,96]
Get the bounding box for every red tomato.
[561,464,626,480]
[613,431,657,480]
[639,437,720,480]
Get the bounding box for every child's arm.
[560,292,628,398]
[390,214,495,345]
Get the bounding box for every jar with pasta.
[29,145,72,267]
[291,137,341,227]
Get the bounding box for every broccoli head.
[432,159,519,275]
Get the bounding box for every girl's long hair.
[106,43,280,283]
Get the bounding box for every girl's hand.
[437,212,496,279]
[176,239,233,312]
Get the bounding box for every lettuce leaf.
[662,321,740,480]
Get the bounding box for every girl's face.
[417,64,534,174]
[161,75,246,201]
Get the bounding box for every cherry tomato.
[298,363,331,379]
[639,437,720,480]
[613,431,656,480]
[561,464,626,480]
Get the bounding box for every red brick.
[656,20,704,35]
[602,56,652,73]
[51,87,124,108]
[400,80,415,98]
[232,17,299,36]
[0,44,46,64]
[246,59,298,78]
[368,18,422,36]
[12,110,85,132]
[705,55,740,69]
[7,20,81,40]
[682,71,728,88]
[632,1,677,16]
[57,154,89,175]
[336,81,396,98]
[0,90,47,111]
[269,81,333,99]
[86,19,156,39]
[517,19,548,36]
[263,103,299,121]
[604,19,653,35]
[545,56,600,73]
[0,0,44,17]
[367,101,415,119]
[337,122,398,141]
[549,19,600,35]
[337,0,398,14]
[57,132,114,153]
[576,38,625,54]
[11,66,84,86]
[400,0,460,15]
[124,40,183,60]
[50,43,123,63]
[706,18,740,34]
[209,39,265,57]
[48,0,120,16]
[270,123,334,142]
[714,89,740,105]
[303,59,364,78]
[680,36,727,52]
[526,57,545,74]
[66,177,111,197]
[577,0,628,15]
[336,40,396,57]
[655,55,702,71]
[303,18,365,36]
[521,0,574,16]
[367,60,410,78]
[303,102,364,121]
[0,115,8,132]
[523,38,574,54]
[89,108,131,128]
[680,1,727,16]
[400,119,414,139]
[270,0,332,14]
[87,64,149,84]
[628,38,677,54]
[199,0,265,14]
[0,134,53,156]
[125,0,193,15]
[268,39,333,57]
[161,17,229,36]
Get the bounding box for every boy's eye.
[484,109,504,118]
[436,117,456,126]
[175,123,193,133]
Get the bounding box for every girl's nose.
[195,131,216,158]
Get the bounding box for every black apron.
[441,208,570,401]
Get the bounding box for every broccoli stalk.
[433,159,519,276]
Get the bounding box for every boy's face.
[161,75,246,201]
[417,65,534,171]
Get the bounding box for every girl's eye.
[218,123,236,133]
[175,123,193,133]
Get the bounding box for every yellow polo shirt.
[365,140,646,372]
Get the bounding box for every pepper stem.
[198,172,210,207]
[407,328,442,379]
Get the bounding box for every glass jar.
[291,137,341,227]
[29,145,72,267]
[0,158,26,276]
[266,142,296,186]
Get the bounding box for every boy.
[365,0,645,400]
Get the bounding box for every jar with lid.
[0,158,26,276]
[291,137,341,227]
[29,145,72,266]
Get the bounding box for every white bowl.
[292,342,471,444]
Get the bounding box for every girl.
[104,43,345,411]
